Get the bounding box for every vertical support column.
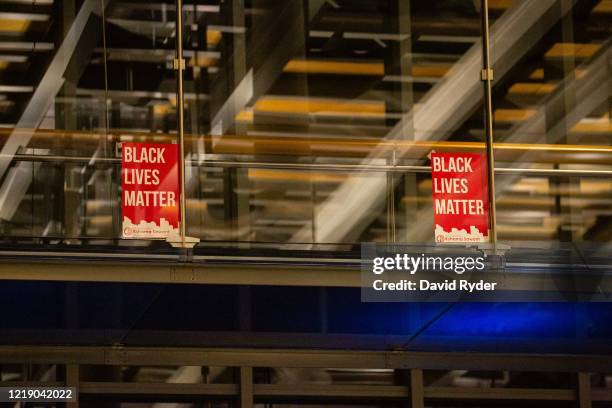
[57,0,77,239]
[169,0,199,249]
[231,0,247,103]
[222,167,251,243]
[176,0,187,243]
[577,372,591,408]
[222,0,250,243]
[98,0,116,239]
[240,366,253,408]
[480,0,497,244]
[56,0,77,132]
[230,0,247,136]
[386,159,396,243]
[238,286,252,331]
[388,0,416,243]
[64,283,78,333]
[319,287,328,333]
[66,364,79,408]
[550,0,577,243]
[410,368,424,408]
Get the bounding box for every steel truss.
[0,346,611,407]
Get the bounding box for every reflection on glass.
[490,0,612,242]
[0,0,178,240]
[0,0,608,247]
[182,0,487,244]
[0,0,111,238]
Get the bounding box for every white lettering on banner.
[430,152,489,243]
[434,199,484,215]
[121,142,179,239]
[123,147,166,164]
[432,156,473,173]
[124,169,160,185]
[433,178,468,194]
[124,190,176,207]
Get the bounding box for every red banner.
[122,142,179,239]
[430,152,489,243]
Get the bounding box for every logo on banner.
[430,152,489,243]
[121,142,179,239]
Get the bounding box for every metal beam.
[254,384,408,399]
[80,382,238,397]
[592,388,612,402]
[7,155,612,177]
[577,372,592,408]
[240,367,253,408]
[1,257,610,293]
[6,380,593,402]
[66,364,80,408]
[410,368,424,408]
[0,346,610,372]
[0,259,360,286]
[425,387,575,400]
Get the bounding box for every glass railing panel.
[494,171,612,242]
[489,0,612,243]
[179,0,488,245]
[0,157,609,247]
[0,1,609,250]
[0,0,183,242]
[0,0,111,238]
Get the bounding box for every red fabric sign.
[122,142,179,239]
[430,152,489,243]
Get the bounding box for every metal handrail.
[6,154,612,177]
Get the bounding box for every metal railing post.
[168,0,199,249]
[177,0,186,242]
[481,0,498,245]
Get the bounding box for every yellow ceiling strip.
[593,0,612,14]
[529,68,544,80]
[0,19,30,33]
[545,42,601,58]
[235,110,254,123]
[283,59,384,76]
[189,55,217,67]
[283,60,449,78]
[152,104,172,116]
[411,65,450,78]
[207,29,222,46]
[508,83,556,95]
[254,97,385,116]
[248,169,347,182]
[570,121,612,133]
[488,0,514,10]
[494,109,536,122]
